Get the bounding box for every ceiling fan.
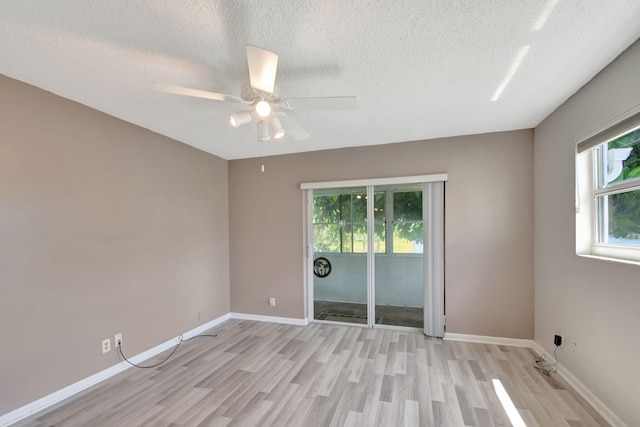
[152,45,357,142]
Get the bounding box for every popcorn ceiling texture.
[1,0,639,159]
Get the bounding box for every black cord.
[533,345,559,376]
[117,333,217,369]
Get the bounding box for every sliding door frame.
[301,174,447,334]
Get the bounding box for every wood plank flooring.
[13,320,608,426]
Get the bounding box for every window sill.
[576,253,640,266]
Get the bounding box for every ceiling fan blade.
[280,96,357,111]
[246,45,278,94]
[276,112,311,141]
[152,82,242,103]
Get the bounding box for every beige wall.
[534,40,640,426]
[0,75,230,415]
[229,130,534,338]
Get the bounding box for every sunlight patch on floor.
[492,379,526,427]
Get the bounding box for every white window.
[313,190,385,253]
[576,110,640,263]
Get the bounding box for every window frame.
[312,189,385,254]
[576,109,640,264]
[312,186,424,256]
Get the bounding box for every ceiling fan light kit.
[254,100,272,118]
[257,120,271,142]
[229,110,252,127]
[153,44,356,143]
[269,117,285,139]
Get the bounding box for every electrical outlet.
[269,297,276,306]
[554,334,563,347]
[114,333,122,347]
[102,338,111,354]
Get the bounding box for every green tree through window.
[313,188,423,253]
[606,128,640,241]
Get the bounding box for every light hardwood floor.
[14,320,607,426]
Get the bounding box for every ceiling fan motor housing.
[241,82,280,104]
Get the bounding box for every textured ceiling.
[1,1,640,160]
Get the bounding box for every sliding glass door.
[303,175,446,335]
[312,187,369,325]
[374,185,424,328]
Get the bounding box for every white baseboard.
[444,332,533,348]
[0,314,231,427]
[532,343,625,427]
[230,312,309,326]
[181,313,231,339]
